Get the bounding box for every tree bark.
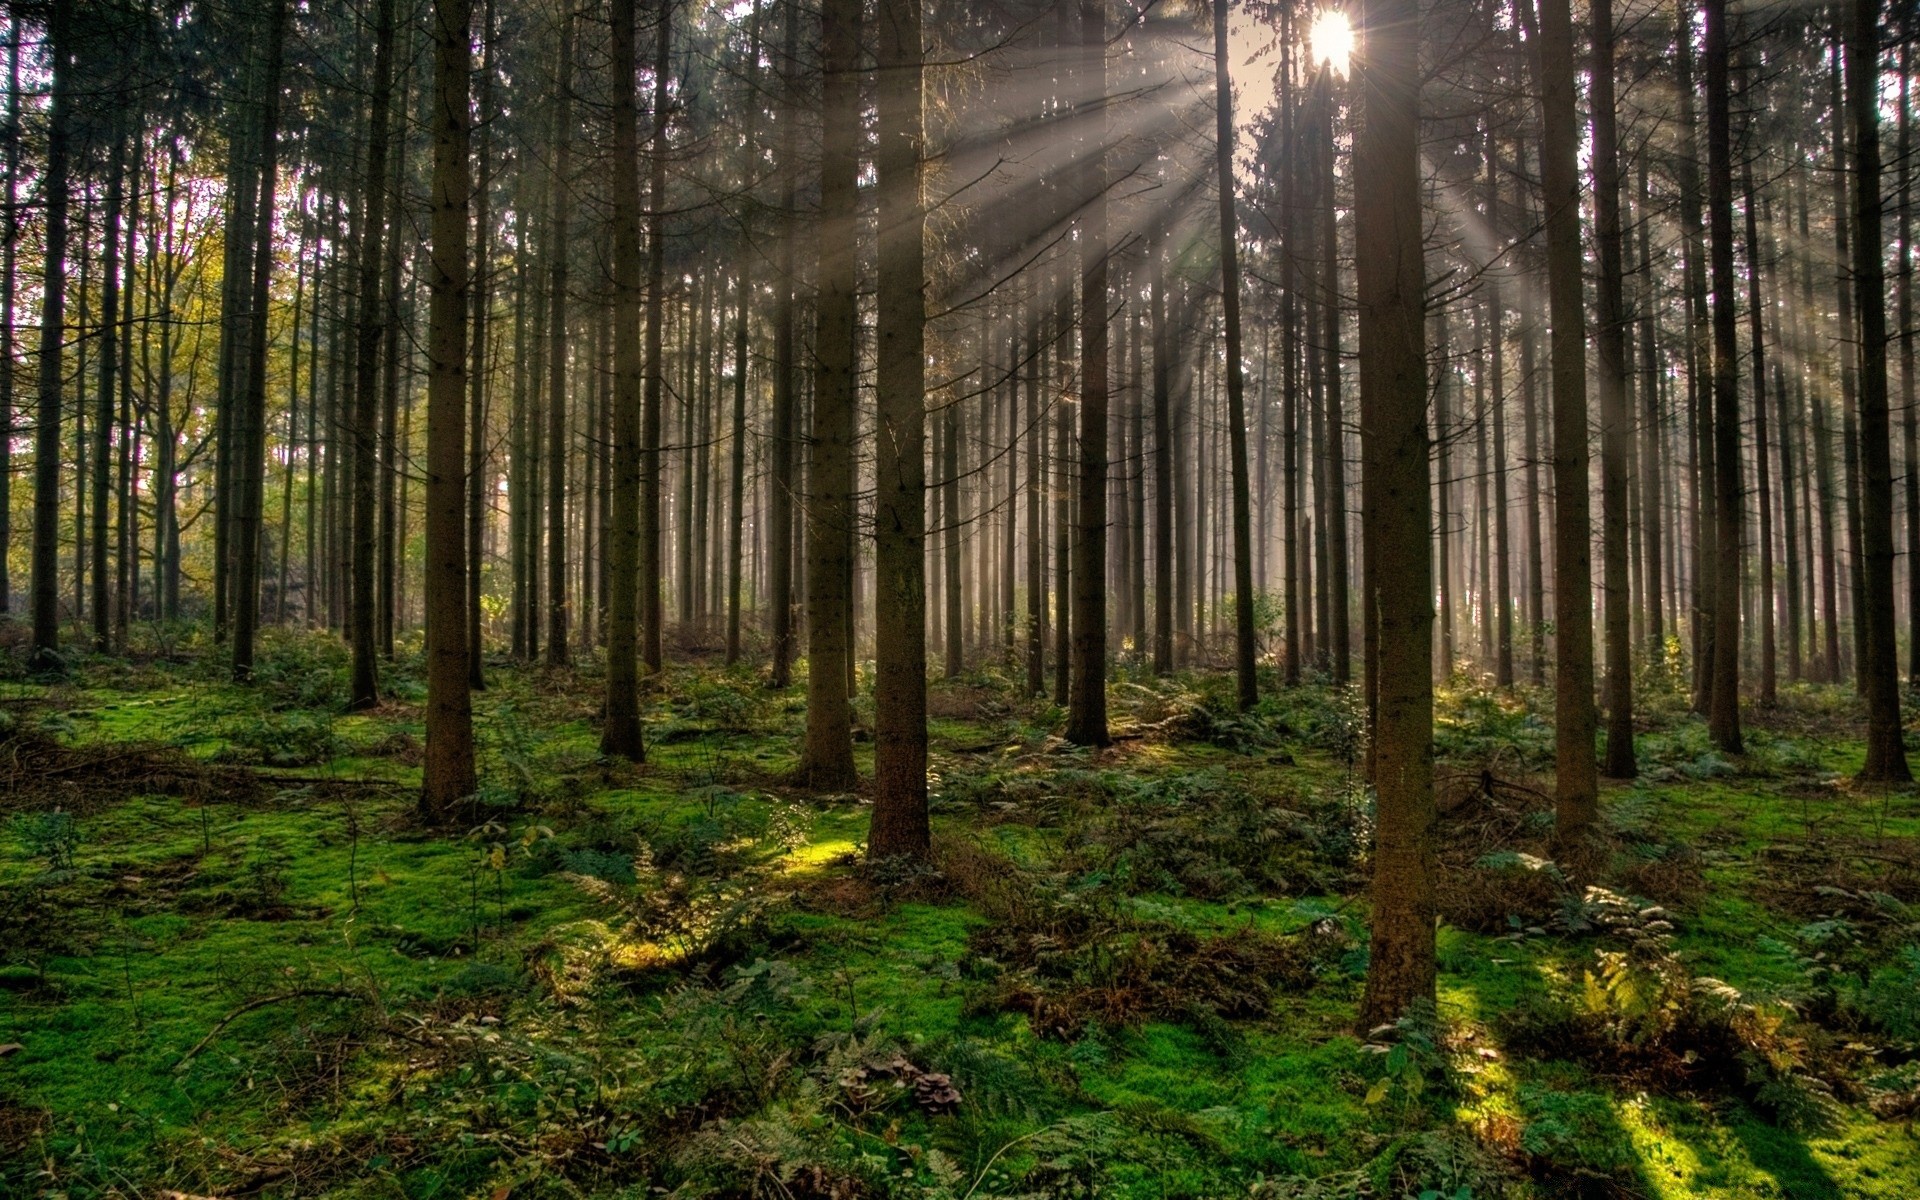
[420,0,478,817]
[799,0,860,788]
[1537,0,1599,835]
[870,0,930,858]
[1846,0,1912,781]
[1355,0,1437,1030]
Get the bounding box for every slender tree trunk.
[349,0,398,708]
[468,0,494,689]
[546,16,574,666]
[1592,0,1634,777]
[420,0,478,817]
[93,125,125,654]
[1743,150,1774,705]
[232,0,288,682]
[28,0,71,666]
[1704,0,1742,752]
[0,21,17,616]
[640,0,673,674]
[1151,236,1174,675]
[1213,0,1257,710]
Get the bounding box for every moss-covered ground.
[2,629,1918,1198]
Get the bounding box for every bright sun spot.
[1308,10,1353,75]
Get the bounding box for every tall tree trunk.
[1355,0,1436,1030]
[767,0,800,688]
[29,0,72,666]
[421,0,478,817]
[1537,0,1599,836]
[93,124,125,654]
[1151,235,1173,675]
[468,0,494,689]
[1743,150,1774,705]
[1704,0,1742,752]
[1213,0,1257,710]
[602,0,647,759]
[1592,0,1634,777]
[0,20,17,616]
[232,0,288,682]
[1847,0,1912,781]
[546,15,574,666]
[799,0,860,788]
[349,0,398,709]
[640,0,673,674]
[870,0,929,858]
[1066,0,1110,747]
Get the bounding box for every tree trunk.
[546,15,574,666]
[1213,0,1258,710]
[1591,0,1634,778]
[1704,0,1742,752]
[231,0,288,682]
[799,0,860,788]
[349,0,398,709]
[1846,0,1912,781]
[1066,0,1110,747]
[640,0,673,674]
[1537,0,1599,835]
[870,0,930,858]
[1355,0,1437,1030]
[420,0,478,817]
[29,0,72,666]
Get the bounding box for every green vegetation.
[2,634,1916,1198]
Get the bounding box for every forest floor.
[2,629,1918,1199]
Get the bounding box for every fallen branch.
[174,988,361,1072]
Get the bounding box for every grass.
[0,632,1915,1198]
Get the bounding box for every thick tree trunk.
[870,0,930,858]
[1355,0,1436,1030]
[1537,0,1599,836]
[1846,0,1912,781]
[1066,0,1110,746]
[799,0,860,788]
[602,0,647,759]
[420,0,478,817]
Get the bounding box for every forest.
[1,0,1918,1194]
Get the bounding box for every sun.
[1308,10,1353,76]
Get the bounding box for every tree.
[545,14,574,667]
[1355,0,1436,1029]
[30,0,75,668]
[869,0,930,860]
[1846,0,1911,781]
[1535,0,1599,841]
[1065,0,1110,748]
[230,0,289,682]
[1213,0,1256,712]
[602,0,647,761]
[1703,0,1741,753]
[1591,0,1633,778]
[348,0,400,710]
[420,0,477,818]
[798,0,860,789]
